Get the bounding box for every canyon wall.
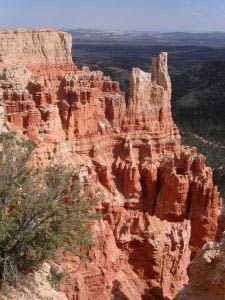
[0,29,222,300]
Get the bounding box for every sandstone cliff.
[0,29,222,300]
[0,29,75,72]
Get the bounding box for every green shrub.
[0,132,100,288]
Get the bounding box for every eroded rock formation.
[175,232,225,300]
[0,29,222,300]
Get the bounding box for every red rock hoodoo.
[0,29,222,300]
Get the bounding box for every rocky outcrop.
[0,29,222,300]
[0,263,67,300]
[175,232,225,300]
[0,29,75,72]
[122,52,179,154]
[58,215,191,300]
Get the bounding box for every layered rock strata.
[0,29,222,300]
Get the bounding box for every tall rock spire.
[122,52,180,154]
[152,51,171,91]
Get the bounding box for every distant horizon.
[65,28,225,34]
[1,27,225,35]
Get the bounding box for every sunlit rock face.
[0,29,222,300]
[0,29,74,71]
[0,263,67,300]
[175,232,225,300]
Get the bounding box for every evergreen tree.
[0,132,100,288]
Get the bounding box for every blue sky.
[0,0,225,32]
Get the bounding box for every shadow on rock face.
[112,280,129,300]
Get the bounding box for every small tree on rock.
[0,132,100,288]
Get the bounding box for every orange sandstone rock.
[0,29,222,300]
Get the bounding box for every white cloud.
[191,12,204,17]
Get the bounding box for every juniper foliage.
[0,132,100,287]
